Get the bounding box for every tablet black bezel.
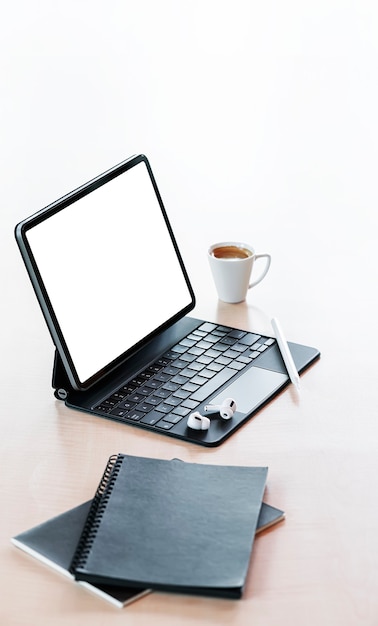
[15,154,196,391]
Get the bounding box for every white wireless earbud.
[187,411,211,431]
[187,398,237,431]
[204,397,237,420]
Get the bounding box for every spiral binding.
[69,453,124,574]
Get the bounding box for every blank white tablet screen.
[26,161,192,385]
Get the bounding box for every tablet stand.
[52,350,73,401]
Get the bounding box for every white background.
[2,4,378,623]
[1,1,378,383]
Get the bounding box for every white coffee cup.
[208,242,271,303]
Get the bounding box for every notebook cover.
[11,500,148,608]
[70,454,268,598]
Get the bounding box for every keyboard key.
[156,356,172,366]
[188,347,205,356]
[198,322,217,332]
[94,404,112,413]
[135,401,151,413]
[205,348,226,358]
[196,340,213,350]
[155,421,175,430]
[239,333,261,346]
[162,381,180,392]
[140,370,154,380]
[190,375,209,386]
[144,378,164,389]
[110,391,126,401]
[171,358,189,369]
[119,383,138,395]
[187,362,205,372]
[164,396,181,407]
[148,363,163,373]
[173,367,195,379]
[163,365,181,376]
[144,396,160,406]
[138,386,153,396]
[153,388,171,399]
[155,402,173,414]
[163,413,184,424]
[181,381,200,393]
[218,336,237,346]
[232,343,249,353]
[187,333,201,341]
[206,345,228,354]
[140,411,163,425]
[101,398,117,408]
[207,362,224,372]
[130,377,144,386]
[192,329,207,337]
[110,408,129,418]
[128,393,144,404]
[171,405,191,416]
[228,361,247,371]
[171,374,191,385]
[180,399,199,410]
[179,352,197,363]
[179,338,197,347]
[237,355,252,364]
[171,344,188,354]
[214,356,232,365]
[118,399,137,410]
[196,355,213,365]
[223,349,240,359]
[228,329,247,339]
[198,368,217,379]
[172,389,191,399]
[126,411,144,421]
[154,372,172,382]
[250,351,261,358]
[163,350,179,360]
[203,334,221,344]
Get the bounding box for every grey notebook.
[70,454,269,599]
[11,500,149,608]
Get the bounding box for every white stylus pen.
[271,317,300,392]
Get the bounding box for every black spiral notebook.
[69,454,268,599]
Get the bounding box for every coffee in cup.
[208,242,271,303]
[211,245,252,260]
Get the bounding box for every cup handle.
[248,254,271,289]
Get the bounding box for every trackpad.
[209,366,288,414]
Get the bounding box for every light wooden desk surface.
[2,195,378,626]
